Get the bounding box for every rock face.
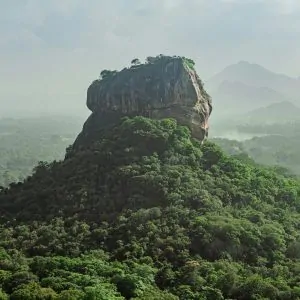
[74,56,212,148]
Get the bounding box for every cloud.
[1,0,299,53]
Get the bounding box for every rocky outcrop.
[74,55,212,148]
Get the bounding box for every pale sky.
[0,0,299,116]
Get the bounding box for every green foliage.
[182,57,196,69]
[213,135,300,175]
[0,116,81,187]
[57,289,85,300]
[131,58,141,66]
[10,282,57,300]
[100,69,118,79]
[84,283,123,300]
[1,117,300,299]
[145,55,162,64]
[132,287,179,299]
[0,289,8,300]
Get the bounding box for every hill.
[213,134,300,175]
[242,101,300,124]
[207,61,300,124]
[1,117,300,299]
[209,80,290,117]
[0,116,83,187]
[207,61,299,99]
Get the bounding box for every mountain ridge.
[208,61,299,87]
[207,61,300,124]
[207,60,300,101]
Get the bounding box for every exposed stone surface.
[74,56,212,148]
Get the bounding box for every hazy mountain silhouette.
[211,80,290,114]
[207,61,300,123]
[241,101,300,124]
[208,61,299,99]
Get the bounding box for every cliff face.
[74,56,212,148]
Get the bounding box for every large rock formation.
[74,55,212,148]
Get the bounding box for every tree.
[131,58,141,66]
[58,289,85,300]
[0,289,8,300]
[145,56,156,64]
[99,70,117,79]
[10,282,57,300]
[84,283,123,300]
[145,55,168,64]
[182,57,195,69]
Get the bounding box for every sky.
[0,0,299,116]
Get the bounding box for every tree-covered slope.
[1,117,300,299]
[212,135,300,176]
[0,116,83,187]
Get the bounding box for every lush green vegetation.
[182,57,196,70]
[213,133,300,175]
[98,55,196,81]
[1,116,300,299]
[0,116,82,187]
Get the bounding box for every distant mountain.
[241,101,300,124]
[210,101,300,136]
[207,61,299,99]
[206,61,300,125]
[209,80,290,116]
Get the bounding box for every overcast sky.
[0,0,299,116]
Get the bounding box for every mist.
[1,0,300,118]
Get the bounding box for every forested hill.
[0,116,83,187]
[1,116,300,299]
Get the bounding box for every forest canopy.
[1,117,300,299]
